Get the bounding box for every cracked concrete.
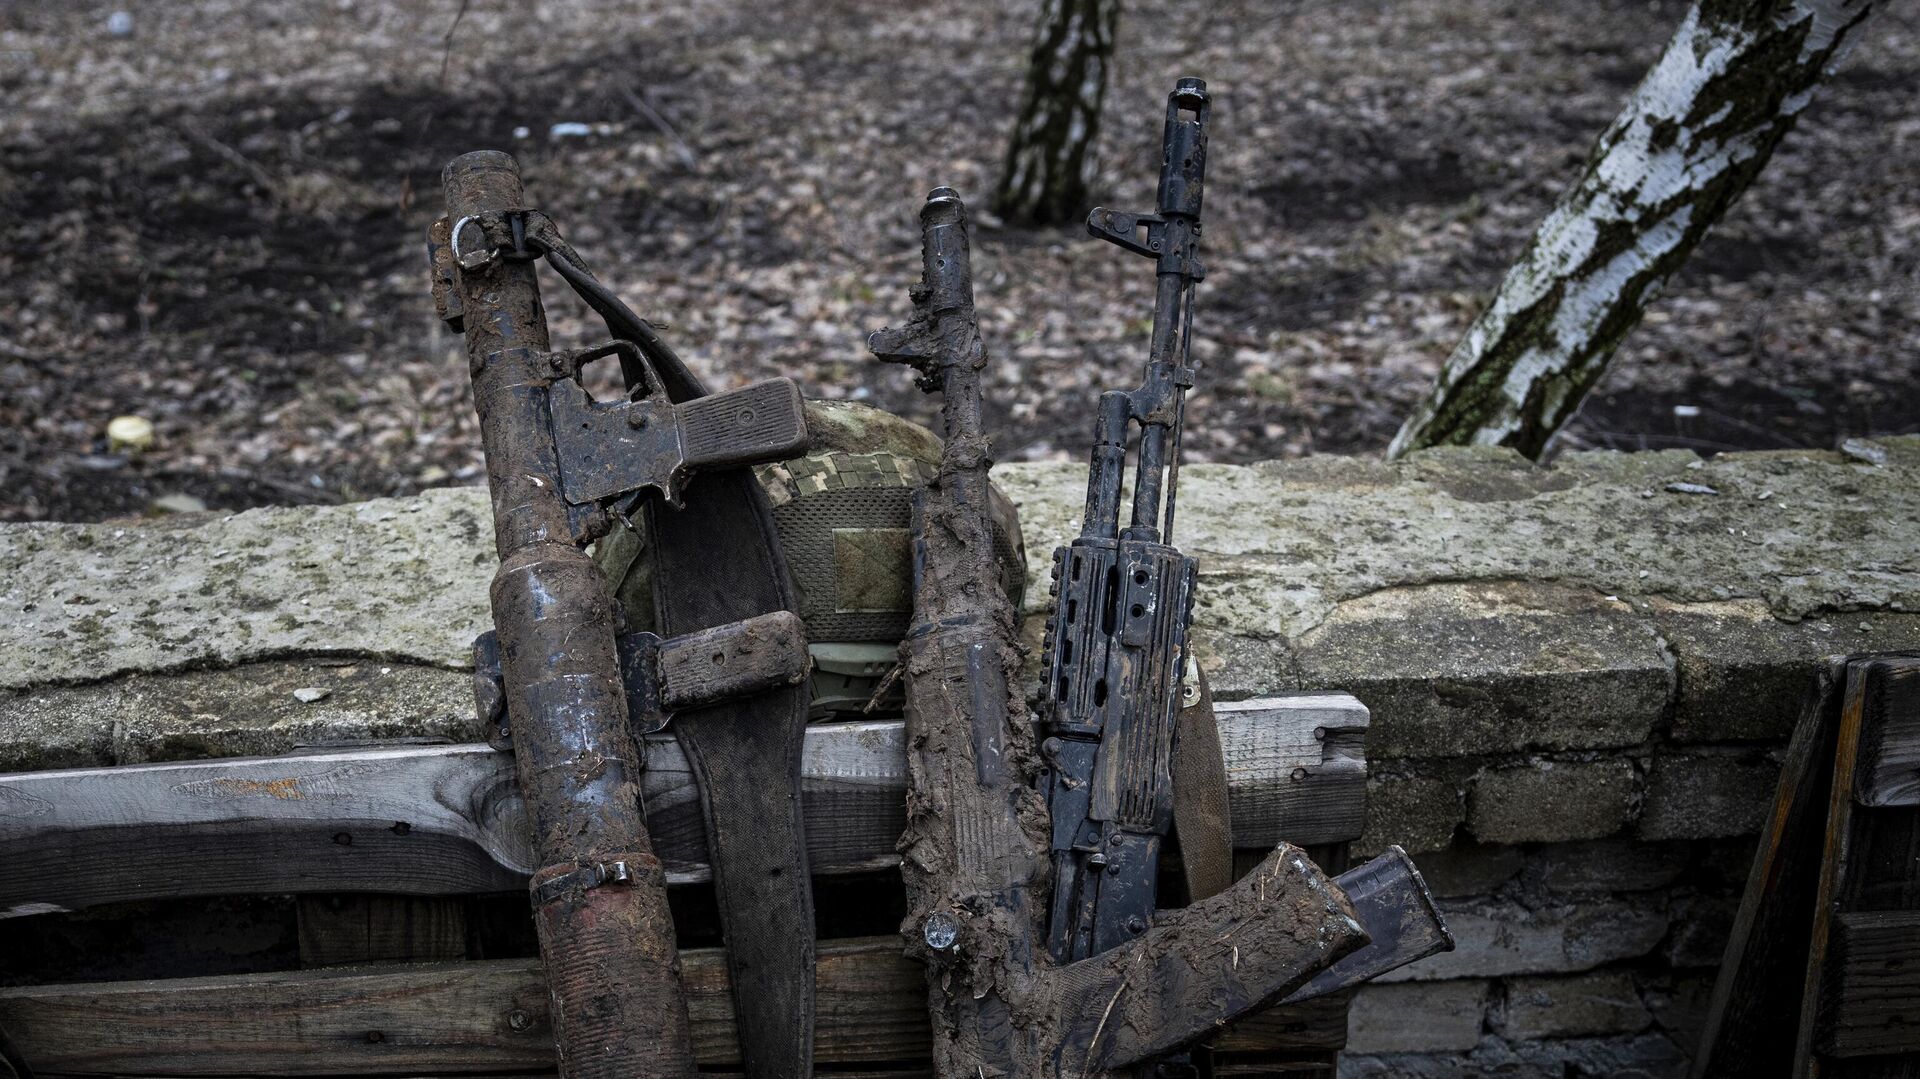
[0,488,493,691]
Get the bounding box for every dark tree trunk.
[1388,0,1876,461]
[993,0,1121,226]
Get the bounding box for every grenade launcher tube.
[444,150,696,1078]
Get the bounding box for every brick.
[1641,974,1716,1058]
[1468,759,1636,844]
[1504,1032,1687,1076]
[1637,753,1779,840]
[1412,842,1525,898]
[1502,971,1652,1039]
[1358,773,1464,857]
[1697,835,1762,890]
[1347,980,1488,1054]
[1526,838,1691,895]
[2,662,475,772]
[1662,895,1738,969]
[1379,899,1668,981]
[0,489,492,690]
[1654,601,1920,743]
[1343,1032,1687,1078]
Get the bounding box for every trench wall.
[4,440,1919,1075]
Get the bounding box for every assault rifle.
[1039,75,1211,965]
[1036,76,1456,1062]
[874,181,1373,1078]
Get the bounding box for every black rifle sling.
[549,237,817,1076]
[643,482,814,1078]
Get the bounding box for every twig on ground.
[174,123,279,200]
[620,86,699,167]
[437,0,472,86]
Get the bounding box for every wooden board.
[1859,662,1920,807]
[1690,659,1847,1079]
[0,936,1347,1074]
[1217,693,1368,849]
[296,896,469,967]
[0,698,1367,917]
[1692,655,1920,1079]
[1824,910,1920,1059]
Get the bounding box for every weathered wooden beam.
[0,696,1365,916]
[1823,909,1920,1058]
[1857,656,1920,807]
[0,936,1346,1074]
[296,895,470,968]
[1218,694,1367,847]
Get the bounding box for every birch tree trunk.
[993,0,1120,226]
[1388,0,1876,460]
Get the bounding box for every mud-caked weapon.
[430,151,819,1078]
[872,182,1367,1077]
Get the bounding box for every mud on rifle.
[428,151,813,1078]
[873,184,1365,1077]
[871,82,1452,1076]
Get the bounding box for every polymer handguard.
[1039,75,1210,964]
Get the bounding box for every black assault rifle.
[1039,76,1210,963]
[1037,78,1457,1047]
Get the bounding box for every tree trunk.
[993,0,1121,226]
[1387,0,1875,460]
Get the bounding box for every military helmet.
[598,399,1027,718]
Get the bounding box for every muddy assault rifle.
[872,181,1393,1075]
[429,152,818,1078]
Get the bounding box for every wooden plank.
[297,896,469,967]
[1218,694,1369,848]
[1690,659,1848,1079]
[1792,659,1877,1076]
[1,697,1365,916]
[1797,659,1920,1075]
[1820,659,1920,1078]
[0,936,1345,1074]
[1858,655,1920,807]
[1824,909,1920,1058]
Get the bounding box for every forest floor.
[1,0,1915,521]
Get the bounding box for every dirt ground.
[1,0,1915,522]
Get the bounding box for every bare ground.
[0,0,1915,522]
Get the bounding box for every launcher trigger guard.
[545,340,653,398]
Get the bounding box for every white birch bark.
[993,0,1121,226]
[1388,0,1876,460]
